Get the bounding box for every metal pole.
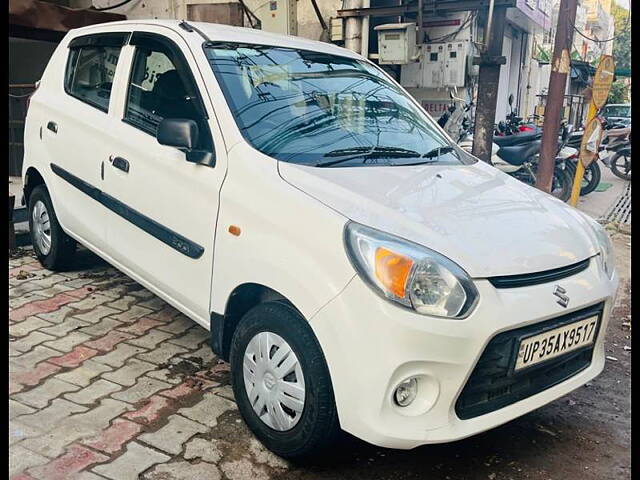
[568,102,597,206]
[535,0,578,193]
[361,0,370,58]
[344,0,363,54]
[471,7,507,163]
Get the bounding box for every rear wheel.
[550,167,572,202]
[610,151,631,180]
[565,160,601,195]
[230,301,341,460]
[28,185,76,270]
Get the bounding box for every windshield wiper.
[422,145,454,158]
[316,146,422,168]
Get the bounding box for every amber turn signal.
[374,247,414,298]
[228,225,241,236]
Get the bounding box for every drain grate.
[601,182,631,225]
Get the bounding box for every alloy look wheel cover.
[32,200,52,255]
[243,331,306,431]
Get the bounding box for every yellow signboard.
[591,55,615,109]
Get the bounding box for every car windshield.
[204,43,471,167]
[603,105,631,118]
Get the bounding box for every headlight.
[344,222,478,318]
[593,223,615,279]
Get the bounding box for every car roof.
[68,19,362,60]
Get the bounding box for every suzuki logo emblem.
[553,285,570,308]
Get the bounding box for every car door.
[43,31,129,250]
[102,29,227,325]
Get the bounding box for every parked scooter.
[603,125,631,180]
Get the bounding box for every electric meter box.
[259,0,297,36]
[442,40,470,87]
[401,42,445,88]
[374,23,416,65]
[400,40,471,88]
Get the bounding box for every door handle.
[109,156,130,173]
[47,121,58,133]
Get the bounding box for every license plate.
[515,316,599,371]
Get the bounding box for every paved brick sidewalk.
[9,247,290,480]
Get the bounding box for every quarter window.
[65,45,122,112]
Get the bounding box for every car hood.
[278,160,599,278]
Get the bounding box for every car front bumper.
[309,258,619,449]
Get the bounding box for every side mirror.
[508,94,514,106]
[157,118,199,151]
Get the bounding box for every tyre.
[610,151,631,180]
[28,185,76,270]
[564,161,600,196]
[230,301,340,460]
[549,167,572,202]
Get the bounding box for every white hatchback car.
[23,20,619,459]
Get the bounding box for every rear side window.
[64,33,129,112]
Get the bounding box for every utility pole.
[535,0,578,192]
[471,6,507,163]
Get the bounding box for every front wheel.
[230,301,341,460]
[610,151,631,180]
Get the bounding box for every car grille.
[455,302,604,420]
[487,258,590,289]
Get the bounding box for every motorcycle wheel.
[564,161,601,196]
[610,151,631,180]
[550,167,572,202]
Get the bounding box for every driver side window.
[124,38,211,152]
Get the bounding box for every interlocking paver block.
[35,306,75,324]
[65,379,122,405]
[66,293,112,311]
[139,414,207,454]
[106,296,139,311]
[9,291,47,309]
[122,395,172,425]
[137,295,167,311]
[145,368,183,385]
[43,331,92,353]
[39,317,90,338]
[9,420,43,446]
[14,378,80,409]
[92,343,147,368]
[84,330,136,352]
[221,459,270,480]
[55,359,112,387]
[10,292,78,322]
[11,346,61,368]
[27,444,108,480]
[10,331,57,353]
[136,342,187,365]
[127,329,174,349]
[48,345,99,368]
[178,391,235,428]
[81,418,143,454]
[117,317,163,336]
[9,399,36,420]
[29,283,75,298]
[144,461,222,480]
[101,359,156,387]
[156,314,194,334]
[111,377,173,404]
[78,317,124,338]
[147,305,182,323]
[8,444,48,478]
[14,398,88,430]
[92,441,170,480]
[9,317,53,337]
[21,399,130,458]
[73,305,121,324]
[179,344,216,365]
[167,326,210,349]
[11,361,62,388]
[184,437,223,463]
[160,378,218,400]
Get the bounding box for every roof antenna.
[178,20,210,42]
